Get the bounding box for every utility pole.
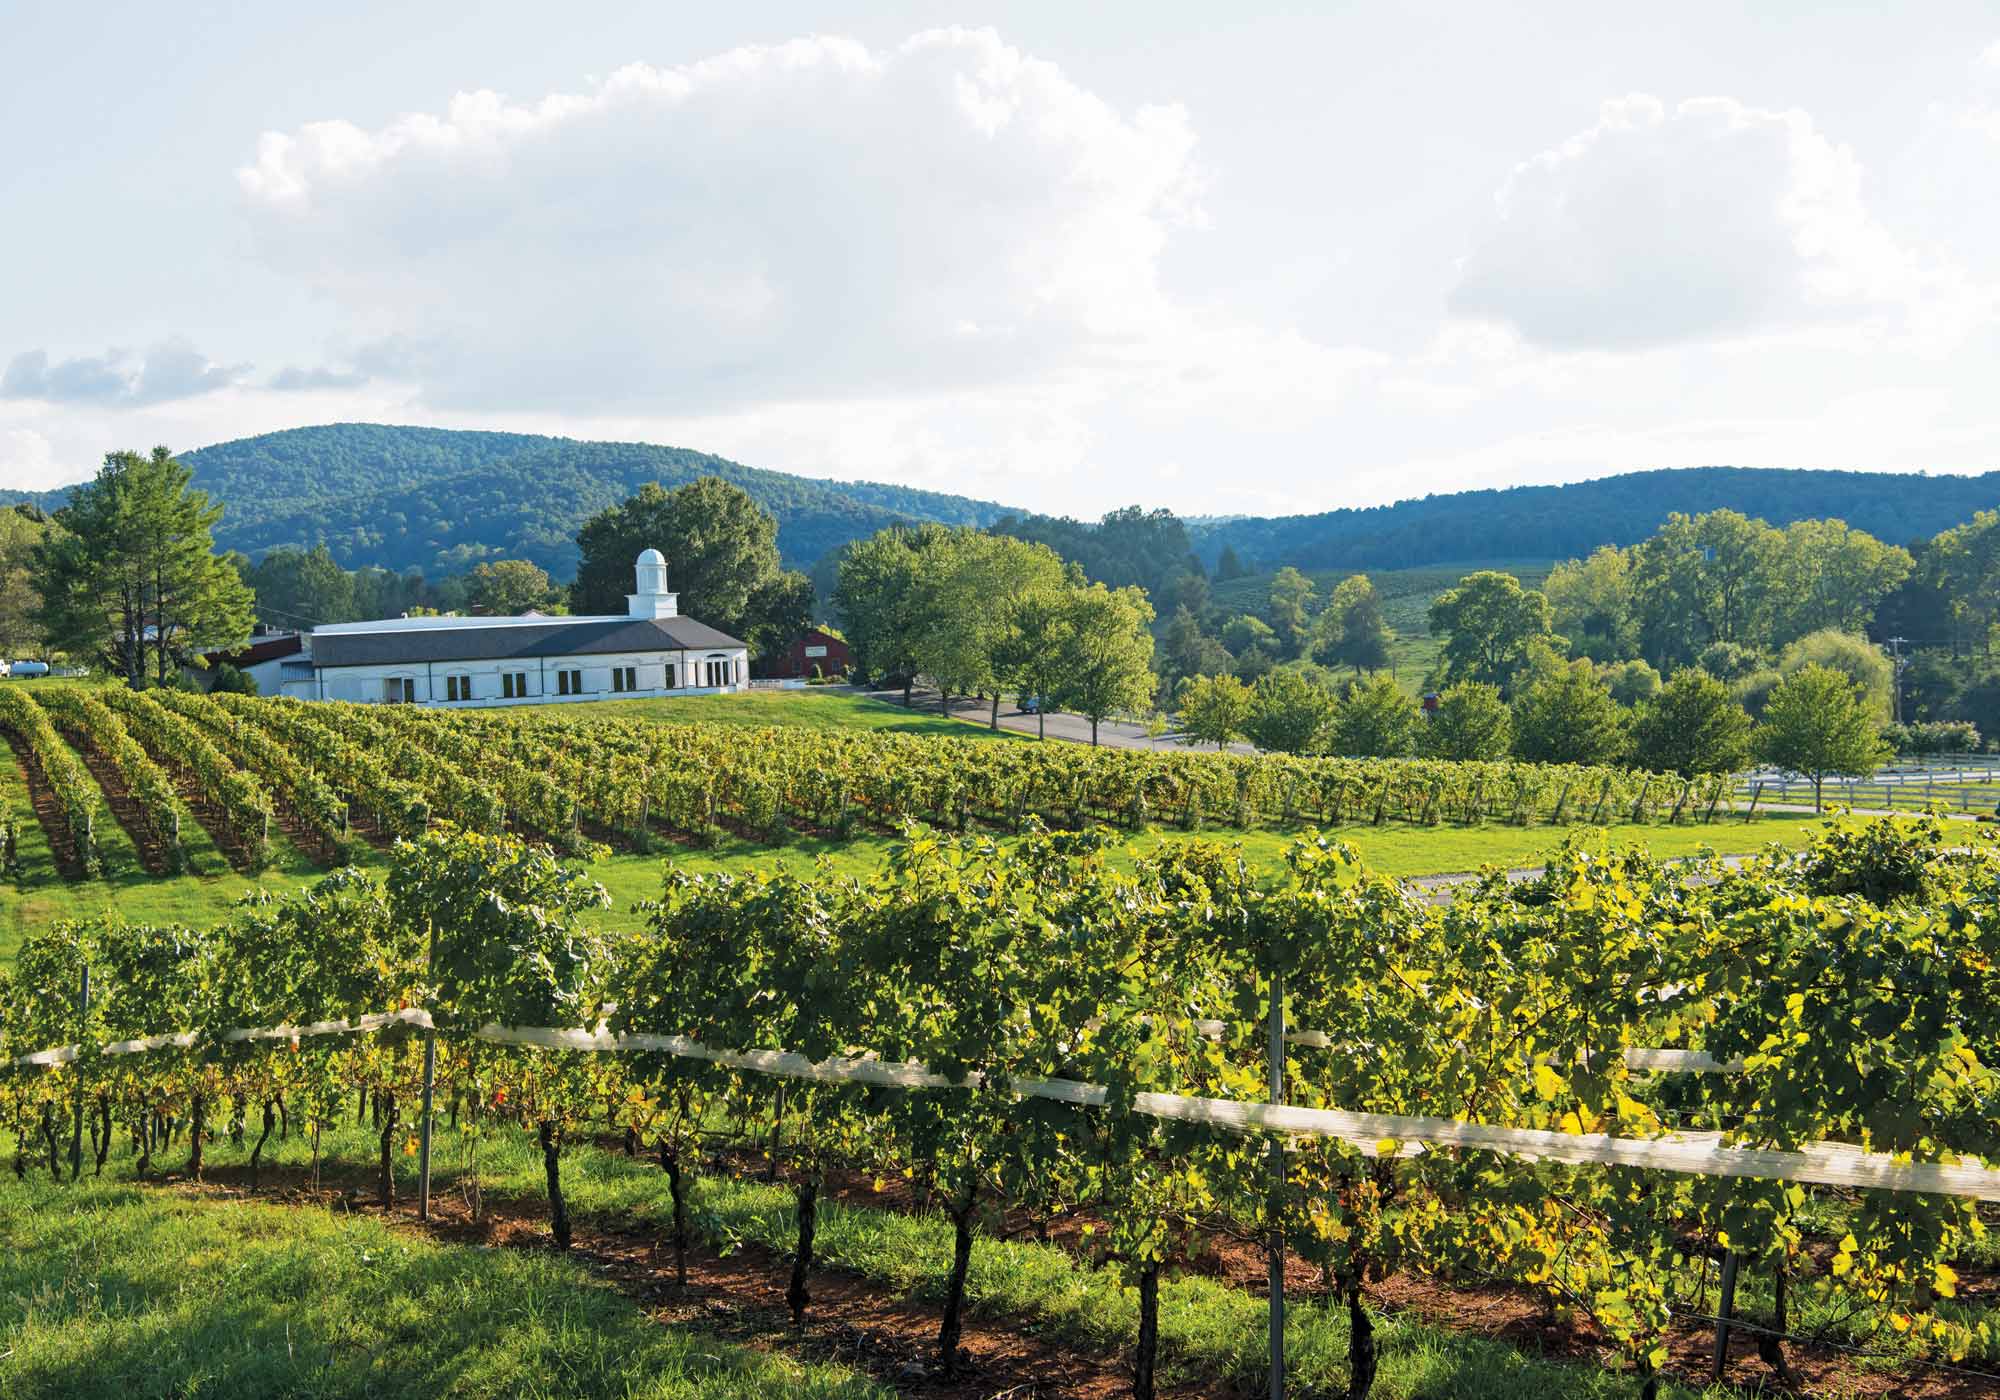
[1886,636,1909,724]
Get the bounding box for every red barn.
[764,627,851,680]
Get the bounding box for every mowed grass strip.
[2,805,1838,959]
[544,686,1022,739]
[0,1171,891,1400]
[3,811,1835,959]
[2,1122,1720,1400]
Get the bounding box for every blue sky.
[4,1,1998,517]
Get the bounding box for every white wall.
[308,648,748,707]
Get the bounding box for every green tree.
[1599,658,1662,706]
[1220,613,1277,656]
[1327,673,1419,757]
[1243,667,1336,755]
[1510,662,1628,766]
[1419,681,1513,761]
[1159,604,1231,691]
[744,570,818,666]
[1427,570,1555,691]
[1314,574,1393,676]
[1051,583,1156,746]
[33,447,254,685]
[1176,672,1252,749]
[834,523,954,704]
[1772,519,1912,645]
[0,505,52,655]
[467,558,554,615]
[1266,566,1316,659]
[1774,628,1894,721]
[1630,509,1782,667]
[1629,669,1753,775]
[241,545,357,628]
[1544,546,1638,661]
[993,585,1074,740]
[573,477,780,634]
[1213,543,1248,581]
[1756,664,1891,811]
[911,532,1066,722]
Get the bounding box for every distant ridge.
[0,423,1013,579]
[7,429,1994,580]
[1192,466,2000,572]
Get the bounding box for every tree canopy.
[1428,571,1555,692]
[32,447,253,684]
[574,478,781,635]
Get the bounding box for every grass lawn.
[0,1124,1723,1400]
[0,1170,890,1400]
[543,686,1020,740]
[3,811,1836,960]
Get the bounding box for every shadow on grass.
[0,1173,888,1400]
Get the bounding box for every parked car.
[1019,694,1045,714]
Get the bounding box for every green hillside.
[1209,558,1555,693]
[1193,466,2000,573]
[2,424,1012,578]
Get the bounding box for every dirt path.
[61,728,175,874]
[175,1159,1195,1400]
[1,727,87,878]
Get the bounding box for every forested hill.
[0,424,1012,578]
[1193,467,2000,572]
[9,429,1995,582]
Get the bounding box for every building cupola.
[627,547,679,619]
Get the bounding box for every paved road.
[863,687,1257,754]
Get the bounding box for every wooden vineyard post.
[1668,778,1692,824]
[1627,776,1651,824]
[70,965,89,1181]
[1743,781,1763,822]
[1710,1250,1741,1381]
[1551,781,1572,824]
[1267,966,1286,1400]
[417,924,438,1222]
[1704,779,1724,823]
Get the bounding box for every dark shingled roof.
[312,616,746,668]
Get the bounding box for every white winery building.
[298,549,750,707]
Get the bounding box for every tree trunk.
[1346,1280,1378,1400]
[764,1088,784,1183]
[249,1099,274,1191]
[1134,1261,1161,1400]
[1091,716,1100,746]
[1039,709,1046,740]
[660,1138,689,1287]
[1813,774,1823,814]
[41,1101,60,1181]
[903,678,913,708]
[1756,1262,1799,1387]
[188,1092,205,1181]
[788,1174,819,1327]
[937,1180,978,1372]
[539,1119,570,1249]
[377,1092,399,1206]
[94,1096,111,1174]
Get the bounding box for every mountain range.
[6,423,1995,581]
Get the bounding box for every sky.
[3,1,1998,519]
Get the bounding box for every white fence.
[11,1006,1998,1202]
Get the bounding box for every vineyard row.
[3,816,1994,1398]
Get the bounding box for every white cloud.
[1449,94,1962,350]
[0,426,62,491]
[0,339,250,405]
[267,364,370,391]
[237,28,1205,414]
